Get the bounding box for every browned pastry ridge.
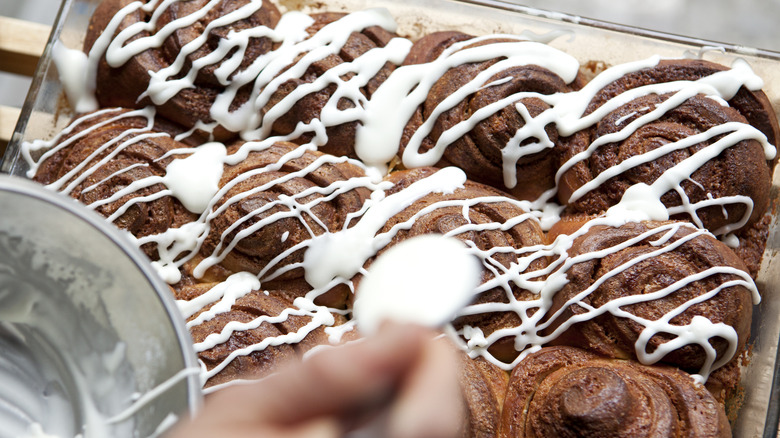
[543,219,753,373]
[358,167,548,363]
[557,59,777,238]
[499,346,731,438]
[195,141,372,308]
[400,31,588,201]
[32,108,197,259]
[85,0,282,140]
[459,355,509,438]
[262,12,398,158]
[732,212,772,279]
[176,281,344,388]
[586,59,780,149]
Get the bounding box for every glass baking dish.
[3,0,780,436]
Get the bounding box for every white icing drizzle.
[460,219,756,383]
[195,295,335,385]
[177,272,260,322]
[82,2,411,143]
[22,2,776,393]
[162,142,227,214]
[52,41,99,114]
[356,37,580,174]
[303,166,467,289]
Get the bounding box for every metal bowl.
[0,175,201,438]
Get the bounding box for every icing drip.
[51,42,99,113]
[356,37,581,173]
[162,142,227,214]
[303,166,467,289]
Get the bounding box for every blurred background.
[517,0,780,51]
[2,0,780,110]
[1,0,59,109]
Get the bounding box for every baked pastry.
[584,59,780,149]
[85,1,401,154]
[195,140,374,308]
[499,346,731,437]
[543,218,755,377]
[30,108,198,259]
[85,0,282,141]
[458,354,509,438]
[398,31,586,201]
[731,212,772,279]
[176,278,345,388]
[361,166,548,362]
[259,11,398,157]
[556,59,776,236]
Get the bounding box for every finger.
[210,322,432,426]
[166,415,340,438]
[387,336,465,438]
[259,417,342,438]
[267,323,431,423]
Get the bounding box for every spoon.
[353,233,482,335]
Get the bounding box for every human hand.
[166,323,464,438]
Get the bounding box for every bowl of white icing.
[0,175,201,438]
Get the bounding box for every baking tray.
[3,0,780,436]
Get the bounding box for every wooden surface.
[0,105,21,153]
[0,16,49,77]
[0,16,50,155]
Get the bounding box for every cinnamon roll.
[730,212,772,280]
[499,346,731,438]
[85,0,282,140]
[176,278,343,388]
[459,355,509,438]
[557,61,776,235]
[586,59,780,148]
[86,2,402,152]
[543,219,755,377]
[260,12,398,157]
[31,108,197,259]
[399,31,586,201]
[363,167,548,362]
[195,141,373,308]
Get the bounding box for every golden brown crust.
[545,214,599,244]
[544,220,753,372]
[459,355,509,438]
[731,212,772,280]
[366,167,548,362]
[198,141,371,307]
[499,346,731,438]
[402,31,474,66]
[558,93,772,234]
[400,32,588,201]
